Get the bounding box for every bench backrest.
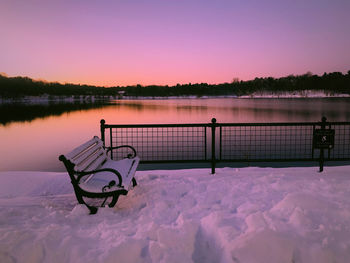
[64,136,107,172]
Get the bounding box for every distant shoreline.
[0,95,118,105]
[122,90,350,100]
[2,71,349,102]
[1,90,350,105]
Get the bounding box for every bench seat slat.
[79,157,140,193]
[75,150,106,172]
[103,157,140,190]
[66,137,101,160]
[76,153,106,174]
[73,142,104,166]
[65,136,107,172]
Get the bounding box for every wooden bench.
[59,136,140,214]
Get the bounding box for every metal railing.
[100,117,350,173]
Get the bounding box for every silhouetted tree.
[1,71,350,98]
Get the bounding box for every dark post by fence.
[211,118,217,174]
[319,116,326,172]
[100,119,106,147]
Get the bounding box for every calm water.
[1,98,350,171]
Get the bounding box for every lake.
[1,98,350,171]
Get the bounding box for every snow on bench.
[59,136,140,214]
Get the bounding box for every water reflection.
[110,98,350,123]
[0,102,109,126]
[3,98,349,126]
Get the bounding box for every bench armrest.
[76,168,123,187]
[106,145,137,159]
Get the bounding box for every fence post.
[319,116,326,172]
[211,118,217,174]
[100,119,106,147]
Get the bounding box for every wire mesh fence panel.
[330,124,350,159]
[101,119,350,171]
[107,126,207,162]
[220,124,314,161]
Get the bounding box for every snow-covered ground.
[1,166,350,263]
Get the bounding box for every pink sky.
[1,0,350,86]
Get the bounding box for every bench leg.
[80,199,98,214]
[73,186,85,204]
[132,177,137,187]
[87,205,98,214]
[108,194,120,207]
[76,189,129,214]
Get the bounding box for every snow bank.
[1,166,350,263]
[239,90,350,98]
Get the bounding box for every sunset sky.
[1,0,350,86]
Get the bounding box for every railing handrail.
[219,121,350,126]
[103,123,211,128]
[102,121,350,128]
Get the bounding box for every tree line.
[1,71,349,98]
